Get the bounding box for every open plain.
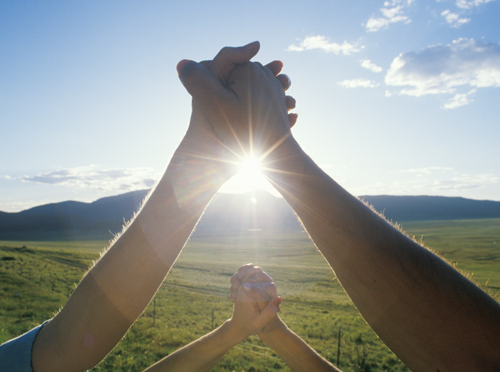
[1,218,499,371]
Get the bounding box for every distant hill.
[1,190,499,239]
[359,195,500,222]
[0,190,149,239]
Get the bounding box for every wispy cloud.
[287,36,363,55]
[17,165,159,192]
[456,0,495,9]
[365,0,413,32]
[354,169,498,195]
[385,38,500,107]
[361,59,383,73]
[442,89,477,109]
[401,167,454,174]
[441,10,470,27]
[430,174,498,191]
[339,79,379,88]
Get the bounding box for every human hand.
[177,42,297,174]
[229,264,276,304]
[230,264,285,336]
[229,281,283,340]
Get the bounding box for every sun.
[238,156,262,177]
[219,155,280,196]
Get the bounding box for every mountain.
[1,190,499,239]
[359,195,500,222]
[0,190,149,239]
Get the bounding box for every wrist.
[260,135,310,180]
[258,315,288,342]
[224,318,251,345]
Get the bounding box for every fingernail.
[244,283,252,291]
[176,59,192,76]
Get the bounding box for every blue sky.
[1,0,499,212]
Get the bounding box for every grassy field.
[1,218,499,371]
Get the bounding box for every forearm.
[259,317,339,372]
[144,320,245,372]
[32,136,229,372]
[263,137,500,371]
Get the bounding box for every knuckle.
[219,46,232,57]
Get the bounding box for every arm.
[143,280,281,372]
[261,136,500,371]
[230,265,340,372]
[183,58,500,371]
[259,318,340,372]
[30,42,285,372]
[32,136,229,372]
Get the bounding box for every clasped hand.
[228,264,283,340]
[177,41,297,178]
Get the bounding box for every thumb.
[243,283,270,312]
[177,60,236,121]
[256,297,282,328]
[209,41,260,82]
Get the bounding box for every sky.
[1,0,500,212]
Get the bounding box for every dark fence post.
[337,326,341,368]
[153,297,156,327]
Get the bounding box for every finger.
[178,60,237,117]
[243,283,270,312]
[236,264,253,281]
[264,60,283,76]
[286,96,296,110]
[256,297,283,328]
[246,272,273,284]
[288,113,298,129]
[230,272,241,287]
[200,60,211,68]
[237,263,255,274]
[209,41,260,82]
[277,74,292,91]
[239,266,263,281]
[230,273,241,303]
[259,281,278,299]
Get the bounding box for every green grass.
[1,218,499,371]
[400,218,500,300]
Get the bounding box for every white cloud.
[17,165,158,192]
[339,79,379,88]
[287,36,363,55]
[361,59,383,73]
[441,10,470,27]
[354,170,498,196]
[456,0,495,9]
[430,173,498,191]
[385,38,500,103]
[365,0,413,32]
[442,89,477,109]
[401,167,454,174]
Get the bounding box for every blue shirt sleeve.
[0,322,47,372]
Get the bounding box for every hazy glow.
[219,156,281,196]
[239,156,262,177]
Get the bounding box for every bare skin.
[181,53,500,372]
[231,264,341,372]
[143,281,281,372]
[30,42,295,372]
